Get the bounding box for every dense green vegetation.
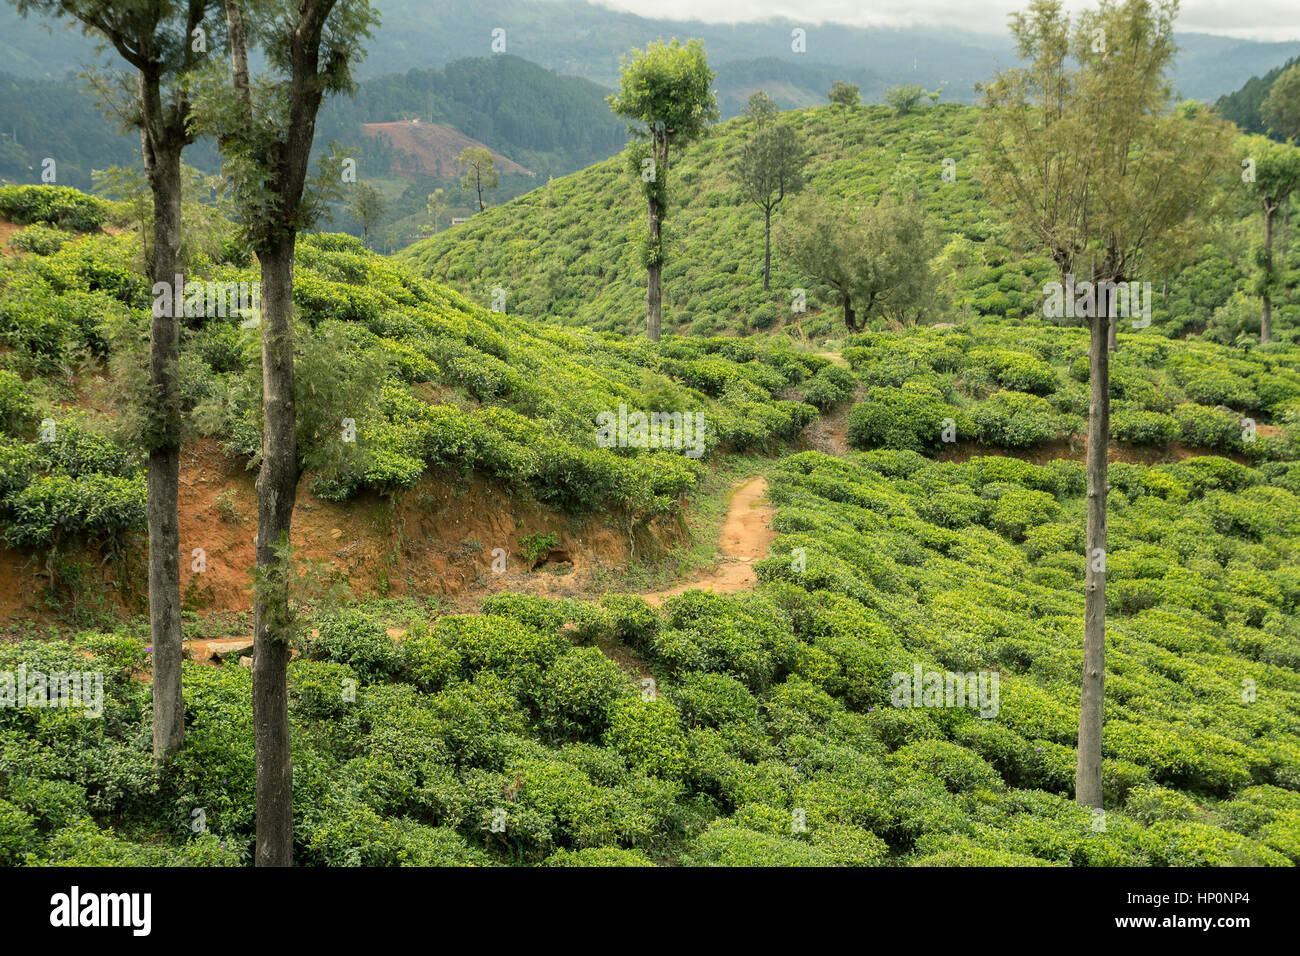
[4,443,1298,865]
[400,103,1288,343]
[839,324,1300,459]
[0,204,828,593]
[1218,55,1300,139]
[2,30,1298,865]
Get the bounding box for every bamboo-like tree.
[979,0,1235,809]
[200,0,377,866]
[1241,136,1300,343]
[609,39,717,342]
[732,91,808,290]
[15,0,222,765]
[457,146,497,212]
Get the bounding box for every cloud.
[588,0,1300,42]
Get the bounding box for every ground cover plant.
[2,0,1299,873]
[4,447,1298,866]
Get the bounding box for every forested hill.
[397,102,1267,344]
[1216,55,1300,139]
[0,56,622,192]
[316,56,624,179]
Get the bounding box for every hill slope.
[1,188,1299,868]
[360,120,532,179]
[399,102,1272,343]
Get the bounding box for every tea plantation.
[398,104,1279,344]
[3,447,1298,865]
[1,184,1298,866]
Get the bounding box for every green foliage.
[777,190,938,330]
[302,608,402,683]
[972,391,1060,448]
[847,383,960,453]
[604,697,689,779]
[3,474,145,550]
[0,185,108,231]
[9,223,69,256]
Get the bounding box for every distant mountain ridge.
[3,0,1298,104]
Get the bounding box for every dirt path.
[815,351,850,368]
[172,476,776,670]
[643,476,775,607]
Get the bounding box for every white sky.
[589,0,1300,42]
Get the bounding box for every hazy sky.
[590,0,1300,42]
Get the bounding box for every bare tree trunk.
[226,0,250,96]
[143,132,185,764]
[1262,205,1274,345]
[646,192,662,342]
[1076,301,1110,809]
[1106,289,1119,352]
[252,238,299,868]
[843,293,856,331]
[763,205,772,291]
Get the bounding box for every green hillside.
[1217,55,1300,139]
[2,186,1299,867]
[399,103,1271,344]
[0,192,824,562]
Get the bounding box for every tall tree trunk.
[1262,204,1274,345]
[252,238,299,867]
[646,192,663,342]
[842,292,856,331]
[763,206,772,291]
[143,133,185,764]
[1076,299,1110,809]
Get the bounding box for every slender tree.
[827,80,859,148]
[202,0,377,867]
[732,91,808,290]
[979,0,1234,809]
[457,146,497,212]
[609,39,717,342]
[16,0,222,764]
[425,186,445,232]
[1241,136,1300,343]
[349,181,385,247]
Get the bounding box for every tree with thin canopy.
[14,0,224,765]
[609,39,718,342]
[827,80,859,149]
[731,91,808,291]
[1240,136,1300,344]
[978,0,1234,809]
[200,0,377,866]
[350,181,385,248]
[457,146,497,213]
